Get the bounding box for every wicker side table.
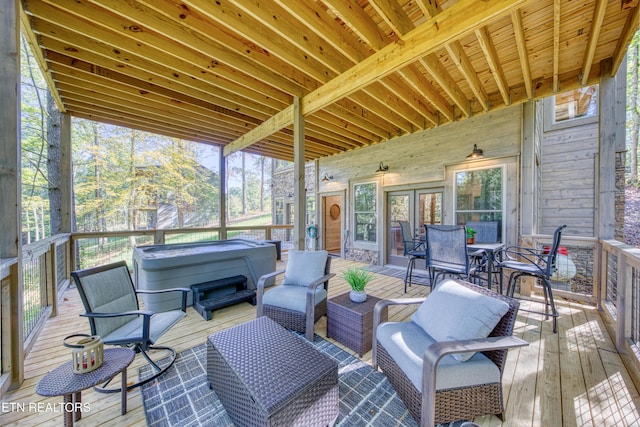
[36,348,135,426]
[327,293,388,357]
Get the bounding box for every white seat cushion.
[411,279,509,361]
[262,284,327,313]
[376,321,500,391]
[282,250,328,286]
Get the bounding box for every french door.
[387,189,443,267]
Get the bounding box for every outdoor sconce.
[376,161,389,173]
[466,144,485,160]
[321,174,333,182]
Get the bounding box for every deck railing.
[600,240,640,364]
[3,228,640,396]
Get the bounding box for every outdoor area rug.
[366,265,432,288]
[140,334,467,427]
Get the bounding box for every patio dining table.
[468,242,505,292]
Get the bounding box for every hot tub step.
[194,290,257,321]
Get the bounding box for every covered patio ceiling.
[20,0,639,161]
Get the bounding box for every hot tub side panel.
[133,240,276,312]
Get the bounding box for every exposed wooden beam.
[368,0,414,37]
[446,40,489,111]
[398,64,454,121]
[553,0,560,92]
[224,105,294,156]
[581,0,608,86]
[322,0,387,50]
[510,9,532,99]
[475,26,510,105]
[612,4,640,76]
[420,54,471,117]
[416,0,442,18]
[304,0,525,115]
[380,75,438,127]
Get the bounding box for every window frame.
[351,179,380,249]
[544,85,598,132]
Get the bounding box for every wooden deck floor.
[2,257,640,426]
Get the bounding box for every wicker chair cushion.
[262,285,327,313]
[102,310,186,344]
[282,250,329,286]
[376,321,500,391]
[411,279,509,361]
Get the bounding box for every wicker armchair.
[256,250,334,341]
[372,279,527,426]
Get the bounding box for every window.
[545,85,598,131]
[353,182,377,242]
[455,167,503,226]
[306,196,316,226]
[274,198,284,224]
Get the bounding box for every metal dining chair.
[424,225,477,286]
[399,220,428,292]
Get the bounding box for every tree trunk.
[260,156,265,212]
[631,38,639,185]
[47,92,63,235]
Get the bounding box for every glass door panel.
[387,192,411,266]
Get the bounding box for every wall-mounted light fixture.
[376,161,389,173]
[321,174,334,182]
[466,144,485,160]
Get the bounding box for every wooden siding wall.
[319,106,522,190]
[318,106,523,262]
[539,113,599,237]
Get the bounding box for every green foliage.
[466,227,476,238]
[341,267,373,292]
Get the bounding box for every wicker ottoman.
[207,316,339,427]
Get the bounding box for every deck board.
[1,257,639,426]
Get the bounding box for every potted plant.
[342,267,373,303]
[466,227,476,244]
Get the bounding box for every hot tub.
[133,239,276,312]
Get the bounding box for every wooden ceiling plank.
[581,0,608,85]
[362,84,422,132]
[398,64,454,121]
[46,0,306,97]
[274,0,368,64]
[475,26,510,105]
[181,0,333,85]
[228,0,354,76]
[302,0,525,117]
[321,0,388,50]
[382,74,439,126]
[553,0,560,92]
[35,24,279,118]
[445,40,489,111]
[416,0,442,19]
[511,9,532,99]
[420,54,471,117]
[612,5,640,76]
[45,52,268,126]
[367,0,415,37]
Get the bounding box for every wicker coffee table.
[207,316,339,426]
[36,348,135,426]
[327,293,388,357]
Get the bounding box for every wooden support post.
[293,97,306,250]
[0,0,24,392]
[219,148,227,240]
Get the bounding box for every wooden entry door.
[323,195,342,255]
